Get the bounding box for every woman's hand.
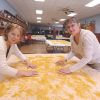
[56,59,67,66]
[17,70,38,77]
[24,60,36,69]
[59,68,71,74]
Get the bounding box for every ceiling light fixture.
[55,22,59,24]
[34,0,45,2]
[36,10,43,14]
[59,19,66,21]
[37,17,42,20]
[37,21,41,23]
[67,13,77,17]
[85,0,100,7]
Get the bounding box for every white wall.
[95,14,100,33]
[0,0,17,15]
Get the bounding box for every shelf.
[0,10,27,28]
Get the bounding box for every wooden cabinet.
[86,23,95,32]
[81,22,95,32]
[0,10,27,28]
[0,10,27,35]
[81,24,86,29]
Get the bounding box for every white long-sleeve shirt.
[0,36,27,77]
[65,29,100,72]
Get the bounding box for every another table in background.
[31,35,46,43]
[56,35,70,41]
[45,40,71,53]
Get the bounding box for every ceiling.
[6,0,100,25]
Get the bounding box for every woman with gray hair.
[56,17,100,74]
[0,24,38,80]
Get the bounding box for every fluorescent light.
[59,19,66,21]
[67,13,77,17]
[37,21,41,23]
[36,10,43,14]
[85,0,100,7]
[37,17,42,20]
[34,0,45,2]
[55,22,59,24]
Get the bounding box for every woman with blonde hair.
[0,23,38,80]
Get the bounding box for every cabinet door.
[86,23,95,32]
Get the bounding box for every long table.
[0,54,100,100]
[31,35,46,42]
[56,35,70,40]
[46,40,71,52]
